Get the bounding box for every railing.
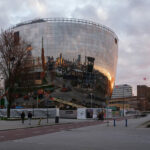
[53,97,86,108]
[11,18,118,39]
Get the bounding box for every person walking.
[28,111,32,125]
[21,111,25,124]
[97,112,101,120]
[101,111,104,121]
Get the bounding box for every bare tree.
[0,29,32,118]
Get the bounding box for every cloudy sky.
[0,0,150,95]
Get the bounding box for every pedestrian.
[97,112,101,120]
[101,111,104,121]
[28,111,32,125]
[21,111,25,124]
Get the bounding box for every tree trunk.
[6,89,12,118]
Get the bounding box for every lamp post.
[45,93,50,123]
[90,93,93,108]
[106,96,110,126]
[37,95,39,108]
[123,85,125,117]
[32,103,34,117]
[47,99,49,123]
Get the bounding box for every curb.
[0,122,74,132]
[0,116,135,132]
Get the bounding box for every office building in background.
[112,84,132,99]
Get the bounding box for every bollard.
[38,118,42,125]
[55,108,59,123]
[125,119,128,127]
[55,116,59,123]
[47,113,49,124]
[113,119,116,127]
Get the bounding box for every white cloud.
[0,0,150,95]
[97,7,108,20]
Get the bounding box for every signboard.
[77,108,86,119]
[35,80,42,85]
[77,108,112,119]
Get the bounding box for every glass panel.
[13,19,118,106]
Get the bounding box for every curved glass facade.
[13,18,118,105]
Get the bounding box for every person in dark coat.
[97,112,101,120]
[28,111,32,125]
[101,111,104,121]
[21,111,25,124]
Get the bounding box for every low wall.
[0,108,57,118]
[77,108,112,119]
[60,110,77,119]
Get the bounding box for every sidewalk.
[0,118,94,131]
[103,114,150,128]
[0,116,150,149]
[0,115,150,131]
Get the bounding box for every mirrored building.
[12,18,118,107]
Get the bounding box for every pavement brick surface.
[0,118,92,131]
[0,115,150,150]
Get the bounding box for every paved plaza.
[0,118,90,131]
[0,115,150,150]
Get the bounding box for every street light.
[37,95,39,108]
[123,85,125,117]
[46,99,49,123]
[90,93,93,108]
[32,103,34,117]
[45,93,50,123]
[106,96,110,126]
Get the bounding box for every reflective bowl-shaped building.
[13,18,118,106]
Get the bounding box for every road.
[0,116,150,150]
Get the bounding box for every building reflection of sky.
[13,18,118,99]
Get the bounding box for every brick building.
[137,85,150,111]
[109,96,138,110]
